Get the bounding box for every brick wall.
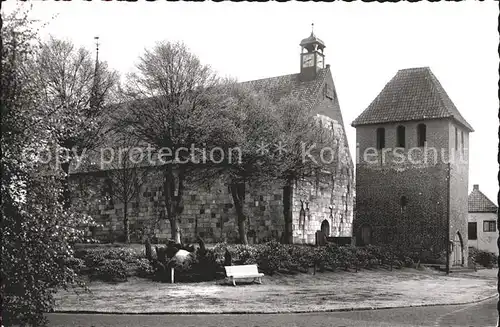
[354,118,470,264]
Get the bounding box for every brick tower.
[352,67,473,267]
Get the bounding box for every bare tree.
[118,41,221,244]
[213,84,280,244]
[273,97,342,244]
[25,36,119,207]
[104,135,150,243]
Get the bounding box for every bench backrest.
[224,264,259,276]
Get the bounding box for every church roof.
[351,67,473,131]
[468,185,497,213]
[240,66,344,125]
[70,66,347,174]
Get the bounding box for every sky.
[3,1,499,204]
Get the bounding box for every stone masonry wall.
[70,162,353,245]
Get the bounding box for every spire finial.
[94,36,100,61]
[311,22,314,36]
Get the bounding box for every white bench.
[224,264,264,286]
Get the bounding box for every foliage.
[92,259,128,283]
[135,258,155,278]
[286,245,315,271]
[232,244,259,265]
[255,241,294,275]
[74,246,144,267]
[469,248,498,268]
[118,41,222,244]
[214,84,281,244]
[1,8,101,326]
[271,96,348,243]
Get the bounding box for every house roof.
[468,185,497,213]
[351,67,473,131]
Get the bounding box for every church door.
[320,220,330,237]
[452,232,464,266]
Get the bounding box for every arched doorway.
[452,232,464,266]
[320,220,330,237]
[360,224,372,245]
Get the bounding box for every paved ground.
[47,296,499,327]
[54,269,498,313]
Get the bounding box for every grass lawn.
[54,268,498,313]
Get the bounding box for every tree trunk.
[230,182,248,244]
[61,162,71,209]
[123,201,130,243]
[282,179,294,244]
[164,166,183,244]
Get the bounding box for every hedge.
[70,242,446,283]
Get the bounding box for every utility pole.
[446,162,451,275]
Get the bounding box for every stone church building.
[352,67,473,265]
[71,31,355,245]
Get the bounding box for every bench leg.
[253,277,262,284]
[232,277,236,286]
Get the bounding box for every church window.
[417,124,426,147]
[376,128,385,149]
[454,127,458,151]
[396,125,406,148]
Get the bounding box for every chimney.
[473,184,479,190]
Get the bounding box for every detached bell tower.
[300,23,326,81]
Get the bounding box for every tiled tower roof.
[352,67,473,131]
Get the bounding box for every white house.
[468,184,498,255]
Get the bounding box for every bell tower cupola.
[300,23,326,81]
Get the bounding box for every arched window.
[417,124,426,147]
[454,127,458,151]
[400,196,408,213]
[396,125,406,148]
[360,224,372,245]
[376,127,385,149]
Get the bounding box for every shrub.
[364,245,383,268]
[93,259,128,282]
[354,247,369,269]
[75,246,144,269]
[255,241,293,274]
[193,248,221,280]
[80,249,106,267]
[287,245,315,271]
[470,248,498,268]
[102,247,143,263]
[337,245,355,271]
[65,257,86,274]
[232,244,258,265]
[212,242,230,266]
[136,258,155,278]
[324,243,340,271]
